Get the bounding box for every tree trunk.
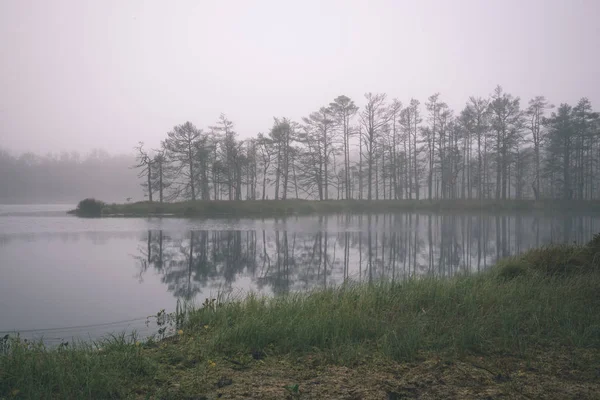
[147,159,153,202]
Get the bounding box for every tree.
[163,121,203,201]
[359,93,390,200]
[425,93,446,199]
[269,118,295,200]
[330,95,358,199]
[572,98,599,199]
[296,124,324,199]
[211,114,245,200]
[526,96,552,199]
[132,142,153,202]
[151,149,174,203]
[400,99,422,199]
[461,97,489,199]
[123,88,600,203]
[302,107,336,200]
[488,86,524,199]
[256,133,274,200]
[544,104,575,199]
[244,139,258,200]
[388,99,403,199]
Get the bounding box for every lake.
[1,204,599,345]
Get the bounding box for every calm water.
[1,204,599,344]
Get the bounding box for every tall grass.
[0,333,155,399]
[188,270,600,362]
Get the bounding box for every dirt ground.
[144,346,600,399]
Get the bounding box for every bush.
[509,236,600,277]
[497,259,529,280]
[75,198,105,217]
[587,233,600,254]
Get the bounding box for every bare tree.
[133,142,153,202]
[151,148,174,203]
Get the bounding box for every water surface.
[1,204,598,344]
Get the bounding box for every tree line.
[135,86,600,202]
[0,149,140,204]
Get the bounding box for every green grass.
[2,237,600,398]
[70,198,600,218]
[0,333,155,399]
[192,251,600,362]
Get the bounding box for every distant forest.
[134,86,600,202]
[0,149,141,204]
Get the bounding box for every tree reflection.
[134,213,600,302]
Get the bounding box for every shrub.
[587,233,600,254]
[497,259,529,280]
[515,238,600,276]
[75,198,105,217]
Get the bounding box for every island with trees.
[71,86,600,217]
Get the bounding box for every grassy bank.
[70,198,600,217]
[2,237,600,399]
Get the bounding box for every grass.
[70,198,600,218]
[0,333,155,399]
[2,236,600,399]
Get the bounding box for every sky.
[1,0,599,155]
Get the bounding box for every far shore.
[68,198,600,218]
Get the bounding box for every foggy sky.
[1,0,598,155]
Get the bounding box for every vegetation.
[2,237,600,399]
[74,198,600,218]
[2,89,597,206]
[132,89,600,204]
[71,198,106,217]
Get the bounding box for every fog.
[0,149,141,204]
[1,0,599,155]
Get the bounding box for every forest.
[2,86,598,205]
[134,86,600,203]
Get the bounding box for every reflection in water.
[135,213,600,301]
[2,211,599,344]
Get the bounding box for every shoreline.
[2,238,599,398]
[68,198,600,218]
